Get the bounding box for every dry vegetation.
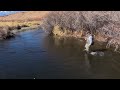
[0,26,15,40]
[0,21,41,30]
[41,11,120,52]
[1,11,120,52]
[0,11,49,40]
[0,21,41,40]
[0,11,49,22]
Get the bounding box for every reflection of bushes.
[53,36,72,47]
[41,11,120,52]
[53,35,63,46]
[52,35,85,48]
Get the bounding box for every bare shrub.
[106,37,120,52]
[0,26,15,40]
[41,11,120,52]
[41,11,86,33]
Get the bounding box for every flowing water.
[0,29,120,79]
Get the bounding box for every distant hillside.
[0,11,49,22]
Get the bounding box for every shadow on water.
[92,49,107,52]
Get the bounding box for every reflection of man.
[84,32,93,52]
[84,52,91,75]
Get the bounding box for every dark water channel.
[0,29,120,79]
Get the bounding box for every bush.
[41,11,120,51]
[0,26,15,40]
[41,11,86,33]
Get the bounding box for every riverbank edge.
[13,25,40,33]
[0,23,41,40]
[50,25,120,52]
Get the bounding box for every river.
[0,29,120,79]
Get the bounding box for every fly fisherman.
[84,32,94,52]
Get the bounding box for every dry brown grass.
[0,26,15,40]
[0,21,41,40]
[0,21,40,27]
[0,11,49,22]
[0,11,49,40]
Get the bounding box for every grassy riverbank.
[0,21,41,40]
[0,11,49,40]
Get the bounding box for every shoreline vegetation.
[1,11,120,52]
[0,20,41,40]
[41,11,120,52]
[0,11,49,40]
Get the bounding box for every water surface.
[0,29,120,79]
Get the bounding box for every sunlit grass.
[0,21,40,27]
[0,20,41,40]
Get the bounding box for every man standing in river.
[84,32,94,53]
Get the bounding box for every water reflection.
[43,34,120,79]
[84,52,91,73]
[1,30,120,78]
